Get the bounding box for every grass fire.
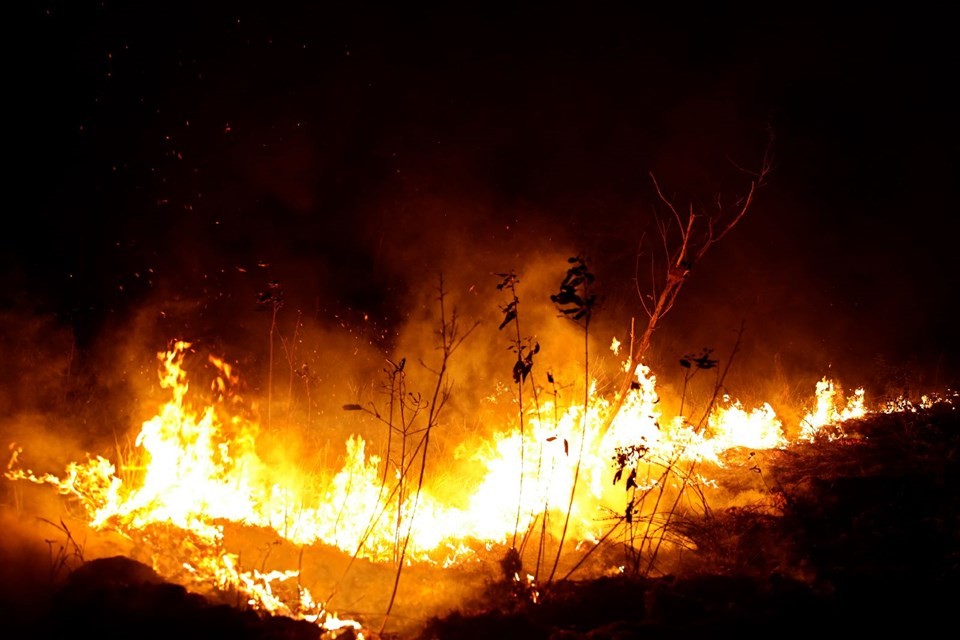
[5,6,958,638]
[5,320,955,638]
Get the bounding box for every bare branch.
[649,171,683,231]
[641,252,655,318]
[603,128,775,438]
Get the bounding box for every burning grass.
[420,401,960,638]
[2,331,956,638]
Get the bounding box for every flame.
[706,396,787,456]
[798,377,866,442]
[7,341,945,632]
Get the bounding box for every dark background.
[4,2,958,402]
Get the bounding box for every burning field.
[3,325,957,638]
[5,5,959,639]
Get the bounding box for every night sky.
[5,3,959,404]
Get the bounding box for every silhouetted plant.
[39,517,85,583]
[678,347,719,417]
[548,255,597,582]
[605,323,746,578]
[255,279,284,431]
[340,275,477,633]
[277,309,305,421]
[496,271,542,554]
[550,256,597,323]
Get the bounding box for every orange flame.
[8,341,936,632]
[798,377,866,442]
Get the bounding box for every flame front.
[799,377,867,442]
[6,341,917,632]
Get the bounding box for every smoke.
[3,10,958,637]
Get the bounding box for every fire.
[705,397,787,457]
[6,341,365,637]
[5,340,940,633]
[798,377,867,442]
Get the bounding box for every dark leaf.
[499,308,517,331]
[496,271,519,292]
[626,469,637,490]
[342,404,363,411]
[513,357,533,384]
[694,354,719,369]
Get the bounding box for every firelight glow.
[6,340,873,630]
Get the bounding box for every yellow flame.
[706,396,787,456]
[10,343,927,632]
[798,377,866,442]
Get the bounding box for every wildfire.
[4,340,938,633]
[798,377,867,442]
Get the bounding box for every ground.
[2,402,957,639]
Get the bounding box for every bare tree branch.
[599,130,775,437]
